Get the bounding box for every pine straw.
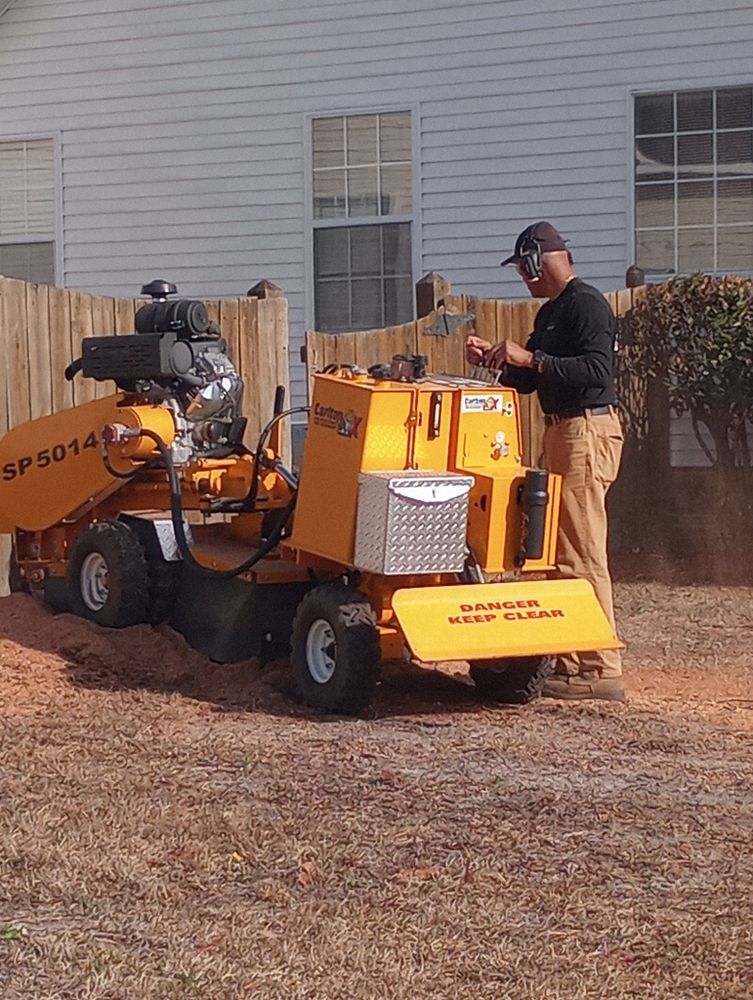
[0,583,752,1000]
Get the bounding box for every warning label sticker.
[447,599,565,625]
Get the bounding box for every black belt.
[544,405,613,426]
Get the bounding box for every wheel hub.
[80,552,110,612]
[306,618,337,684]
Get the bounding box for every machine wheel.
[68,520,150,628]
[291,583,381,714]
[470,656,554,705]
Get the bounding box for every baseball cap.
[500,221,569,267]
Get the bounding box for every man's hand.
[465,335,492,365]
[484,339,534,370]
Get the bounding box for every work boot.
[542,671,625,702]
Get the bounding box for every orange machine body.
[289,372,559,575]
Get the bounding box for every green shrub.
[624,273,753,471]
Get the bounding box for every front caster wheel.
[470,656,554,704]
[291,583,381,714]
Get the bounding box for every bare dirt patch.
[1,583,752,999]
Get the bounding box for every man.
[466,221,624,701]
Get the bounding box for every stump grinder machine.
[0,283,620,713]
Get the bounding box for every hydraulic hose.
[131,428,297,580]
[245,404,309,510]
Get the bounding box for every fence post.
[246,279,289,458]
[416,272,451,318]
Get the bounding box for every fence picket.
[220,298,241,374]
[49,288,74,413]
[26,283,53,419]
[114,297,137,336]
[239,296,261,447]
[204,300,221,328]
[270,297,291,460]
[352,322,415,370]
[0,284,9,436]
[3,278,31,427]
[91,296,116,399]
[69,290,96,406]
[256,298,287,450]
[476,296,498,347]
[418,312,457,376]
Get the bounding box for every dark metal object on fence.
[423,310,476,337]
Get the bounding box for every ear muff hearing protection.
[517,232,544,280]
[502,222,573,277]
[514,227,574,280]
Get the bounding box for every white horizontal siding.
[7,0,747,45]
[0,19,747,85]
[1,0,752,408]
[2,47,752,120]
[64,213,304,235]
[670,414,715,469]
[669,415,753,469]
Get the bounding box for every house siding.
[1,0,752,408]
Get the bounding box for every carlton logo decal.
[313,402,363,439]
[447,599,565,625]
[461,394,513,414]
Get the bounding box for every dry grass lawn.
[1,581,752,999]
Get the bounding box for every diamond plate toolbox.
[354,471,474,575]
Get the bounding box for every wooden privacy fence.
[0,276,289,442]
[0,276,289,594]
[305,276,646,465]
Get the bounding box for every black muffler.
[517,469,550,564]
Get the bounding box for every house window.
[312,112,413,331]
[634,87,753,277]
[0,138,55,285]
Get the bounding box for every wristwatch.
[532,349,547,374]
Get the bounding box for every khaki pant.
[542,409,624,678]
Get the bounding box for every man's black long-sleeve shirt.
[498,278,617,414]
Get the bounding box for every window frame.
[629,82,753,279]
[0,131,61,286]
[304,104,421,335]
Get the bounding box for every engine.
[163,339,245,465]
[68,281,247,464]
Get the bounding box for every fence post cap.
[625,264,645,288]
[417,271,450,287]
[247,279,283,299]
